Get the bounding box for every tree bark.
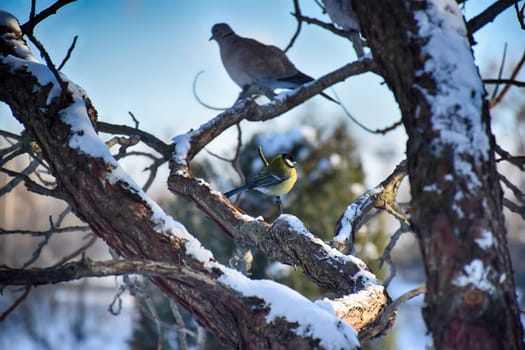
[354,0,524,348]
[0,17,385,349]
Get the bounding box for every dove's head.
[210,23,234,41]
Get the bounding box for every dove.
[210,23,338,104]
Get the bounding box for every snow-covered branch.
[0,12,384,348]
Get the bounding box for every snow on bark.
[414,0,489,193]
[452,259,496,293]
[218,267,360,349]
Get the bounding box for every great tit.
[224,153,297,199]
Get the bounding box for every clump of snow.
[219,267,359,349]
[236,214,256,222]
[452,259,495,293]
[2,55,62,103]
[171,132,193,164]
[475,229,495,249]
[414,0,489,193]
[265,261,294,279]
[62,84,117,164]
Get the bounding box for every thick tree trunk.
[354,0,524,348]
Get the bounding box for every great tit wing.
[251,171,289,188]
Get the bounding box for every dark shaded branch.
[57,35,78,71]
[0,259,197,286]
[484,78,525,87]
[21,0,77,34]
[467,0,516,36]
[97,121,172,158]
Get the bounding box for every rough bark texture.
[354,0,524,349]
[0,20,386,349]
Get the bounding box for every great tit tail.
[224,184,251,198]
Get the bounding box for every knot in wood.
[463,287,485,307]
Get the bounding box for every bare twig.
[467,0,516,36]
[0,225,90,237]
[0,286,32,321]
[332,89,402,134]
[515,1,525,29]
[495,144,525,170]
[25,32,67,98]
[108,284,126,315]
[144,293,164,350]
[169,300,189,350]
[192,71,229,111]
[57,35,78,71]
[503,198,525,220]
[21,0,77,34]
[291,12,350,38]
[490,43,507,101]
[490,51,525,108]
[484,79,525,88]
[359,284,426,342]
[97,121,172,158]
[50,234,97,268]
[0,158,40,196]
[379,224,412,286]
[284,0,303,53]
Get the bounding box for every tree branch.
[171,58,377,165]
[21,0,77,34]
[467,0,516,36]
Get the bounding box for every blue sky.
[1,0,523,185]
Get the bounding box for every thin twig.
[467,0,516,36]
[490,50,525,108]
[490,43,507,101]
[192,71,229,111]
[50,234,97,268]
[25,32,68,102]
[284,0,303,53]
[0,225,90,237]
[169,300,189,350]
[0,286,32,321]
[128,111,140,128]
[379,225,412,286]
[21,0,77,34]
[57,35,78,71]
[332,89,402,134]
[515,1,525,29]
[484,78,525,87]
[359,284,426,342]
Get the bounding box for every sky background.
[2,0,523,191]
